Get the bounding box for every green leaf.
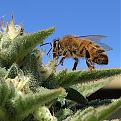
[71,77,112,97]
[13,87,66,120]
[55,108,73,121]
[96,98,121,120]
[40,60,56,82]
[5,63,19,79]
[88,99,112,108]
[63,107,97,121]
[0,67,7,79]
[21,53,43,92]
[0,32,2,40]
[44,68,121,88]
[22,53,56,92]
[0,79,15,106]
[64,98,121,121]
[0,108,6,121]
[34,106,57,121]
[0,27,55,67]
[65,88,88,104]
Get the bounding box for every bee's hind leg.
[72,58,79,71]
[86,59,95,71]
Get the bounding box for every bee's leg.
[72,58,79,71]
[57,50,67,66]
[86,59,95,71]
[59,56,65,66]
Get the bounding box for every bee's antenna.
[47,43,52,55]
[40,43,52,55]
[40,43,50,47]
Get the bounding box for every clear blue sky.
[0,0,120,70]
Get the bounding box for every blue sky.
[0,0,120,70]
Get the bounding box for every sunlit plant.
[0,16,121,121]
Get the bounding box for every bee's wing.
[80,35,107,42]
[97,42,113,51]
[79,35,112,51]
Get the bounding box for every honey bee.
[40,35,112,71]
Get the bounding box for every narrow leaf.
[5,63,19,79]
[0,27,55,67]
[0,108,6,120]
[34,106,57,121]
[71,76,112,97]
[0,67,7,79]
[13,87,66,120]
[45,68,121,88]
[63,107,97,121]
[96,98,121,120]
[65,88,88,104]
[55,108,73,121]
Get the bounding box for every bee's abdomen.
[86,42,104,55]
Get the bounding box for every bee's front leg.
[57,56,65,66]
[60,56,65,66]
[57,50,67,66]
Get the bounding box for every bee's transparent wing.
[97,42,113,51]
[80,35,107,42]
[79,35,112,51]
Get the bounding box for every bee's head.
[40,38,61,58]
[93,53,108,65]
[52,38,61,59]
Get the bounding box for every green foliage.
[0,76,66,121]
[44,69,121,88]
[34,106,57,121]
[0,16,121,121]
[13,87,66,121]
[0,32,2,39]
[0,25,55,68]
[5,63,20,79]
[71,77,112,97]
[63,98,121,121]
[96,98,121,120]
[55,108,73,121]
[0,67,7,79]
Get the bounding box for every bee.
[40,35,112,71]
